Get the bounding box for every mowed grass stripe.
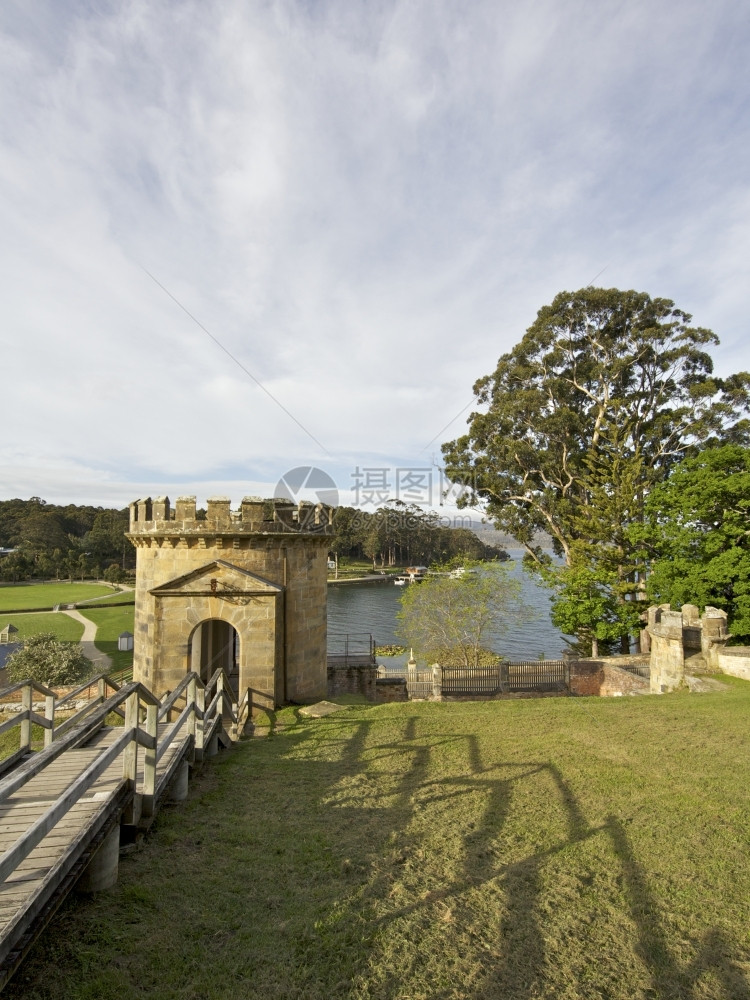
[0,584,118,613]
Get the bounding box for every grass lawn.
[329,558,401,579]
[2,612,85,642]
[77,606,134,681]
[74,588,135,606]
[0,583,118,612]
[7,683,750,1000]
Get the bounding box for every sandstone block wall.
[717,647,750,681]
[127,495,332,713]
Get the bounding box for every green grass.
[329,558,402,579]
[3,613,85,642]
[0,583,118,612]
[77,587,134,606]
[77,606,134,680]
[7,683,750,999]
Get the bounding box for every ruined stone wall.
[647,604,730,691]
[599,664,649,696]
[127,495,332,711]
[717,647,750,681]
[647,605,685,692]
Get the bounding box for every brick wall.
[375,677,408,703]
[327,664,376,700]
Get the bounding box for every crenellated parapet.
[647,603,730,691]
[128,495,334,543]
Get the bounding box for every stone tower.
[127,495,333,713]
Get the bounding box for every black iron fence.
[327,633,376,666]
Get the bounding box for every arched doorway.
[189,619,240,698]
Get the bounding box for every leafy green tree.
[442,287,750,647]
[396,564,526,667]
[7,633,92,686]
[0,552,31,583]
[545,563,642,657]
[104,563,125,584]
[635,445,750,639]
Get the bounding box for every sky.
[1,0,749,519]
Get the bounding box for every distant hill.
[470,522,555,550]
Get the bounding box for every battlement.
[127,495,334,535]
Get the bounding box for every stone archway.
[189,619,240,696]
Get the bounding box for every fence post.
[432,664,442,701]
[44,692,55,748]
[501,662,509,694]
[141,701,157,818]
[20,682,32,753]
[97,676,106,703]
[407,651,417,699]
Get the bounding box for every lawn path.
[61,609,112,673]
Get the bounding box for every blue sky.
[1,0,749,515]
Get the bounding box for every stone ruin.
[647,603,729,693]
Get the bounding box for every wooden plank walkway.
[0,722,192,979]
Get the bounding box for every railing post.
[122,689,140,826]
[20,682,32,753]
[97,676,106,703]
[187,675,197,741]
[122,690,139,785]
[230,697,239,741]
[141,701,157,818]
[194,684,205,762]
[217,671,226,732]
[44,692,55,748]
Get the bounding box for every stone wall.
[599,664,649,696]
[568,656,650,697]
[327,664,376,700]
[127,495,332,713]
[717,647,750,681]
[647,603,731,690]
[375,677,408,702]
[647,605,686,692]
[568,660,603,696]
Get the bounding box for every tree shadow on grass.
[7,706,750,1000]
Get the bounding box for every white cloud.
[1,0,749,507]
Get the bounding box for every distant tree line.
[0,497,504,585]
[0,497,130,583]
[330,502,507,567]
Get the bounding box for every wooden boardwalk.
[0,669,247,992]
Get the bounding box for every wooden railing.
[0,682,160,882]
[0,674,127,773]
[0,666,252,820]
[0,679,57,774]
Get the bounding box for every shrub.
[6,633,92,686]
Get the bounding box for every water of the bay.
[327,552,569,666]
